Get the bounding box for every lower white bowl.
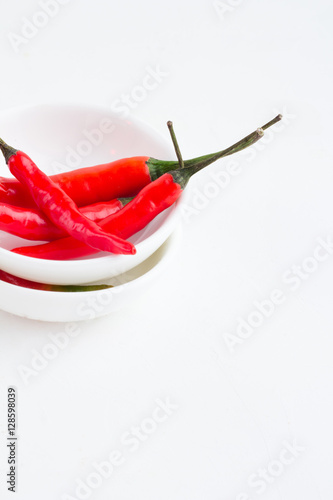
[0,228,181,322]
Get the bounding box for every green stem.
[0,138,18,163]
[168,128,259,188]
[148,114,282,181]
[261,114,282,130]
[170,114,283,189]
[183,127,264,171]
[167,121,184,168]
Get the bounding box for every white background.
[0,0,333,499]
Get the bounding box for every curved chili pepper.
[0,269,112,292]
[0,198,126,241]
[0,139,136,255]
[11,114,283,261]
[0,115,282,208]
[12,173,182,260]
[0,157,151,208]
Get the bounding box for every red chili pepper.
[12,173,182,260]
[0,114,282,208]
[0,269,112,292]
[0,140,136,255]
[0,198,127,241]
[11,114,283,261]
[0,157,151,208]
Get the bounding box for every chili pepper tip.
[0,138,18,164]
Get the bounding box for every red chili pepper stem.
[167,120,184,169]
[174,127,264,189]
[168,115,285,189]
[148,114,282,180]
[262,114,283,130]
[170,128,264,189]
[0,140,17,163]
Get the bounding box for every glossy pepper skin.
[0,140,136,255]
[0,156,161,208]
[12,173,183,260]
[0,198,125,241]
[0,269,112,292]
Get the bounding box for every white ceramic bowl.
[0,103,184,285]
[0,228,181,322]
